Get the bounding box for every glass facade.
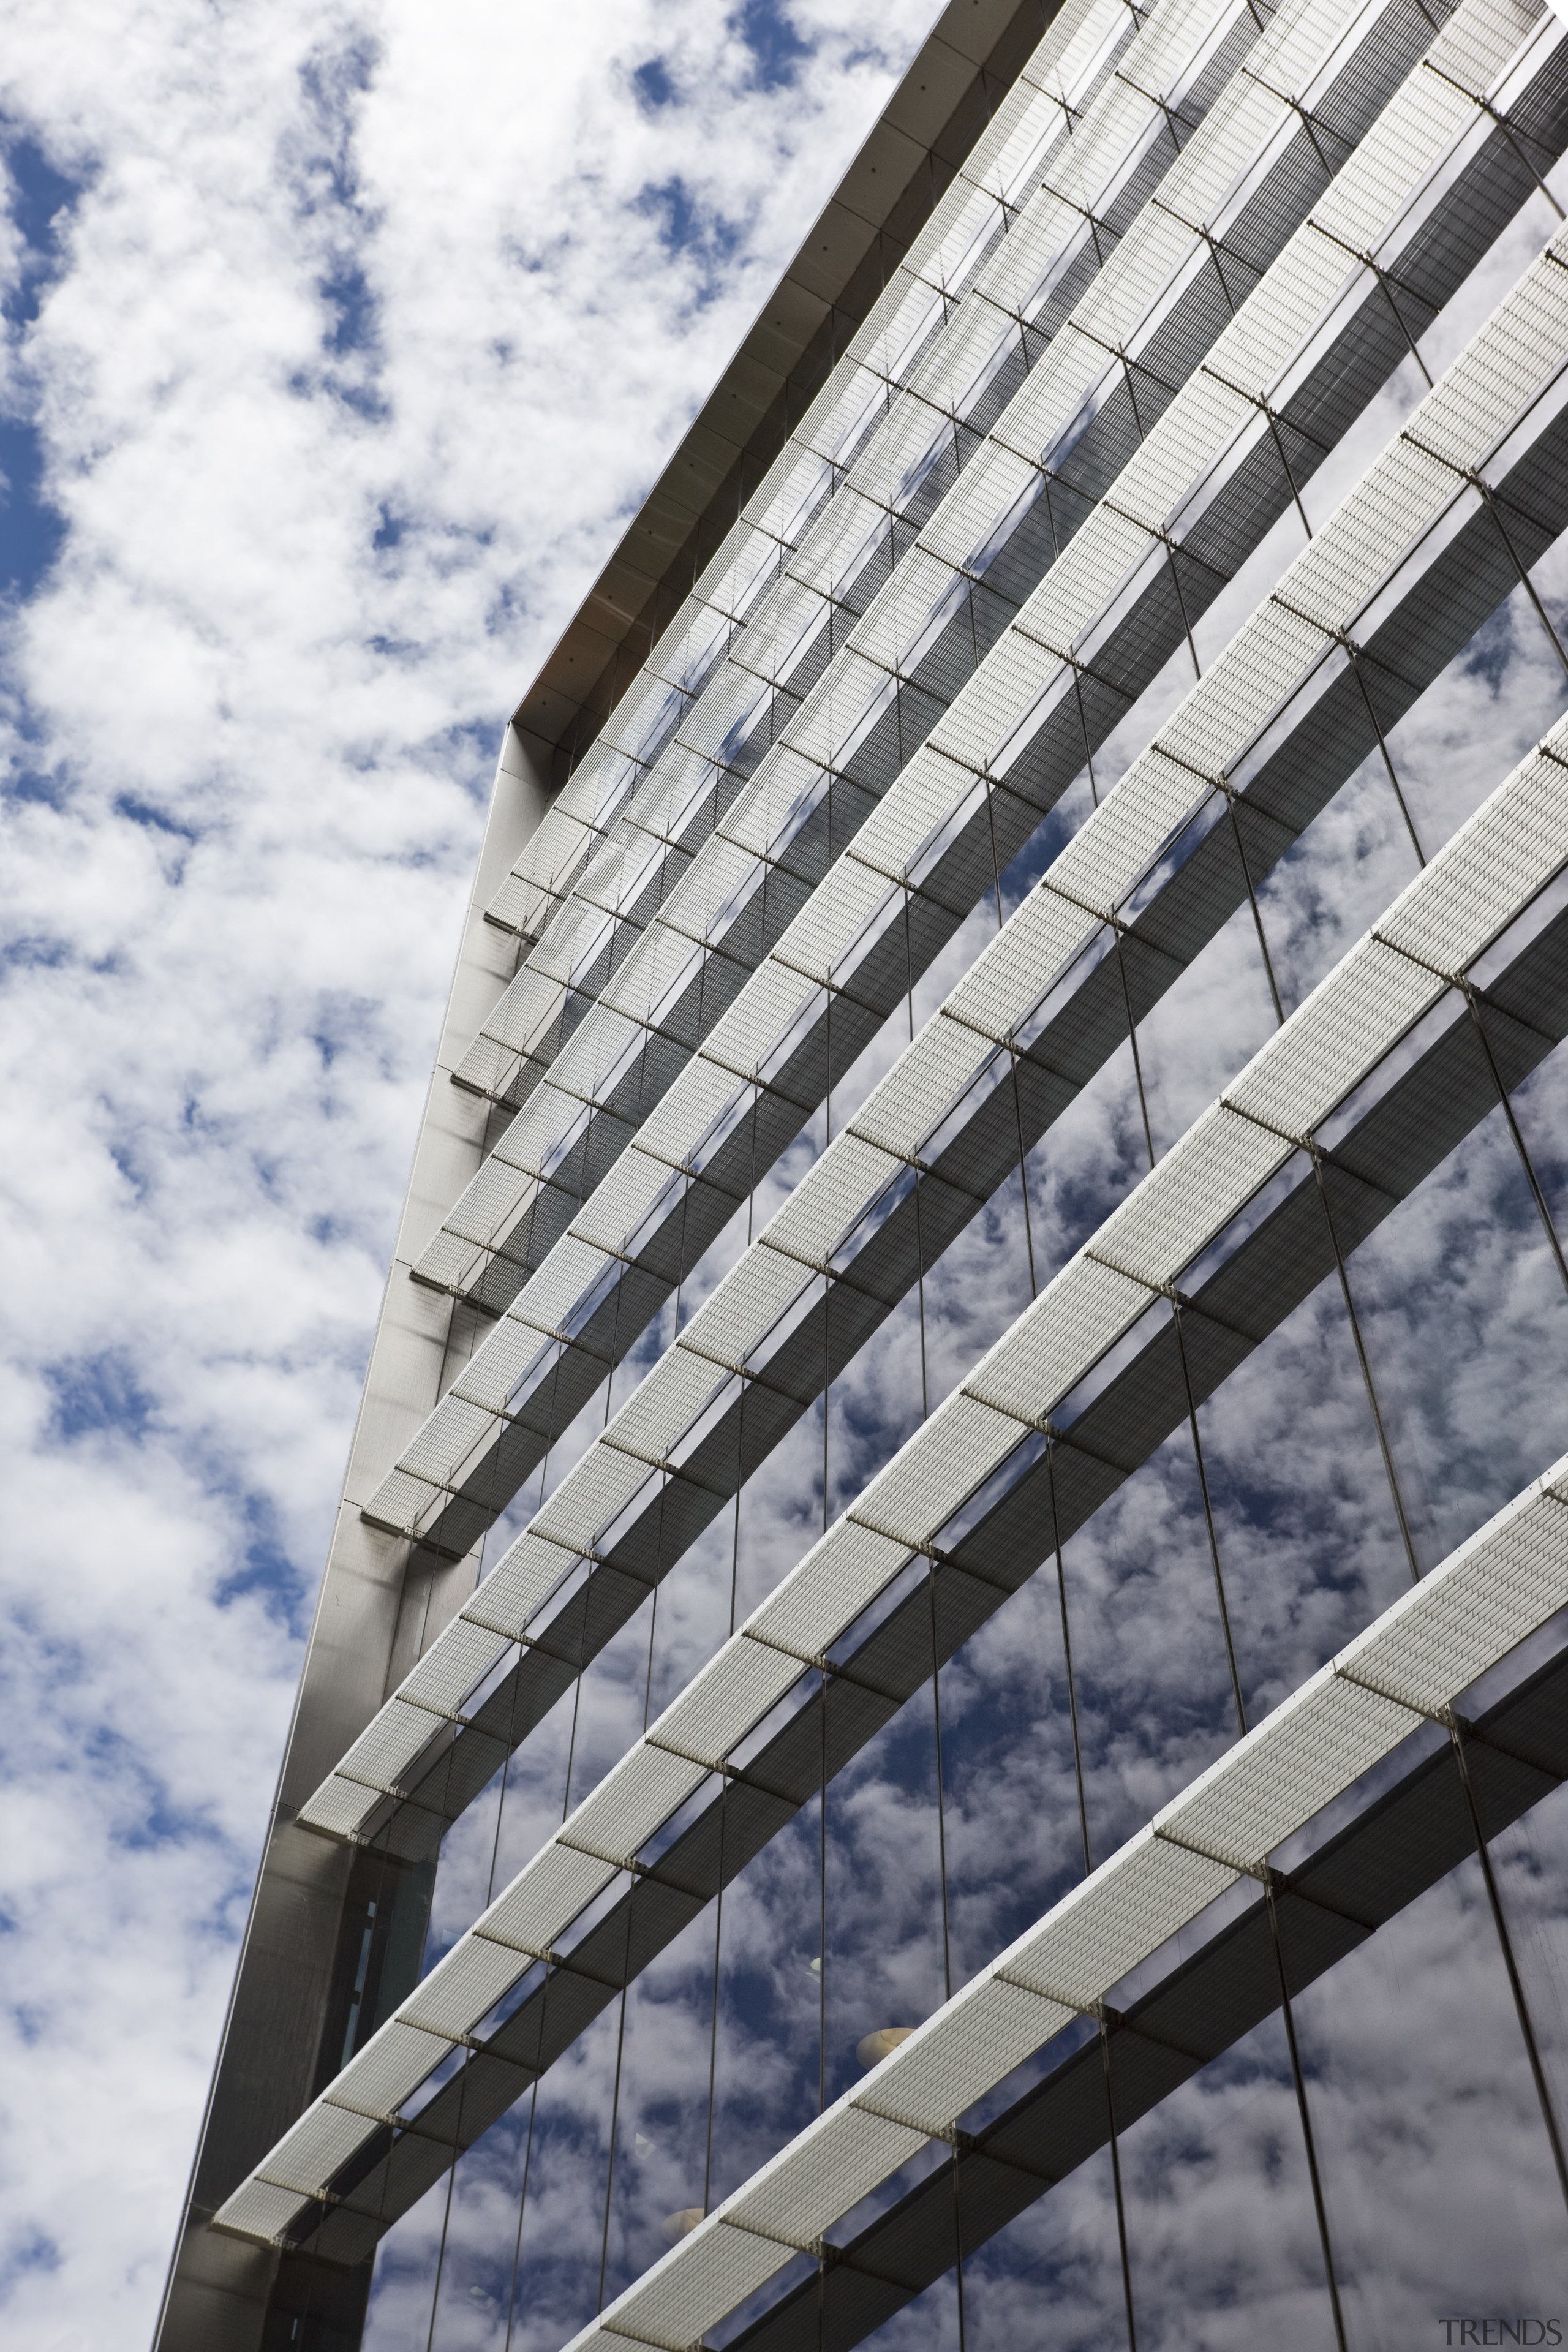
[164,2,1568,2347]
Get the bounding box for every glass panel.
[1292,1816,1568,2351]
[597,1908,721,2309]
[1380,574,1568,862]
[646,1506,739,1726]
[1023,1036,1152,1292]
[488,1675,578,1893]
[1254,744,1422,1020]
[1193,1272,1413,1724]
[958,2142,1131,2352]
[363,2177,458,2350]
[827,1280,927,1522]
[1135,889,1280,1159]
[1058,1414,1243,1866]
[936,1562,1083,1986]
[501,2005,620,2351]
[1339,1091,1568,1573]
[1117,2012,1341,2352]
[822,1680,949,2114]
[426,2120,533,2348]
[919,1154,1039,1413]
[704,1795,823,2209]
[1488,1773,1568,2149]
[731,1389,828,1626]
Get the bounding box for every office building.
[159,0,1568,2341]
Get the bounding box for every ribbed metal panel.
[559,1115,676,1246]
[254,2104,375,2202]
[497,802,592,904]
[295,1774,379,1839]
[496,1233,612,1343]
[685,520,780,624]
[786,491,888,608]
[703,956,820,1074]
[846,546,965,678]
[716,741,826,862]
[598,672,687,767]
[399,1616,506,1716]
[929,624,1067,772]
[1093,1101,1291,1287]
[849,743,980,876]
[534,1008,639,1111]
[1221,235,1352,397]
[530,1442,649,1555]
[749,1518,912,1657]
[464,962,559,1061]
[439,1154,533,1251]
[859,1389,1023,1547]
[460,1530,576,1642]
[1006,1826,1240,2004]
[946,886,1099,1036]
[979,195,1091,328]
[1378,742,1568,968]
[671,662,774,767]
[965,70,1075,205]
[965,1252,1153,1425]
[331,1699,439,1798]
[399,1395,490,1490]
[653,832,761,941]
[358,1464,442,1540]
[904,298,1016,426]
[792,361,891,469]
[776,646,892,771]
[609,2220,785,2351]
[748,445,837,554]
[568,1741,708,1864]
[639,597,728,696]
[766,1131,899,1265]
[408,1227,482,1297]
[774,856,892,984]
[607,1344,725,1468]
[1188,72,1286,220]
[857,1973,1073,2136]
[597,919,696,1030]
[656,1636,804,1765]
[1421,240,1568,466]
[1159,603,1332,775]
[848,1014,992,1163]
[326,2019,454,2122]
[213,2180,311,2245]
[1050,746,1214,913]
[911,188,1012,306]
[398,1937,532,2041]
[1346,1474,1568,1710]
[919,439,1044,572]
[848,263,950,388]
[1159,1670,1411,1869]
[473,1084,573,1189]
[638,1050,745,1167]
[476,1839,619,1957]
[682,1244,808,1370]
[727,2104,929,2244]
[1226,935,1444,1133]
[450,1318,552,1416]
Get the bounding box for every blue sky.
[0,1,932,2340]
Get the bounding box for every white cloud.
[0,0,934,2339]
